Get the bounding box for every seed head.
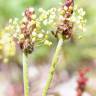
[19,7,36,55]
[53,0,74,39]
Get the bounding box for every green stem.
[23,53,29,96]
[42,35,64,96]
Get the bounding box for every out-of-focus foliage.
[0,0,41,25]
[0,0,61,25]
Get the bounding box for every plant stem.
[42,34,64,96]
[23,53,29,96]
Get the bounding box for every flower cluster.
[70,7,86,32]
[18,7,56,55]
[0,17,21,63]
[52,0,86,39]
[18,8,36,55]
[53,0,74,39]
[76,67,90,96]
[0,1,86,60]
[0,28,16,63]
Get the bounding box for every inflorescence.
[0,0,86,61]
[19,8,36,55]
[53,0,74,39]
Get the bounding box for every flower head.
[19,7,36,55]
[53,0,74,39]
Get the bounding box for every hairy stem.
[23,53,29,96]
[42,35,64,96]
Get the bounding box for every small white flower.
[44,40,52,46]
[9,19,12,23]
[48,19,53,24]
[38,33,44,38]
[16,27,20,33]
[13,33,17,38]
[49,14,56,19]
[22,17,28,22]
[32,31,37,36]
[32,14,36,19]
[78,16,83,20]
[70,16,76,22]
[78,8,85,16]
[43,19,48,25]
[41,29,45,33]
[64,6,68,11]
[29,7,34,12]
[59,15,64,20]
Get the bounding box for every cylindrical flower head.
[21,7,36,38]
[54,0,74,39]
[19,7,36,55]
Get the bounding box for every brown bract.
[54,0,74,39]
[19,8,36,55]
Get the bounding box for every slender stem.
[42,35,64,96]
[23,53,29,96]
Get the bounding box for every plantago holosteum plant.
[0,0,86,95]
[19,8,36,96]
[19,7,53,96]
[42,0,74,96]
[18,7,53,96]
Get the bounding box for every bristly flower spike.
[19,7,36,55]
[54,0,74,39]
